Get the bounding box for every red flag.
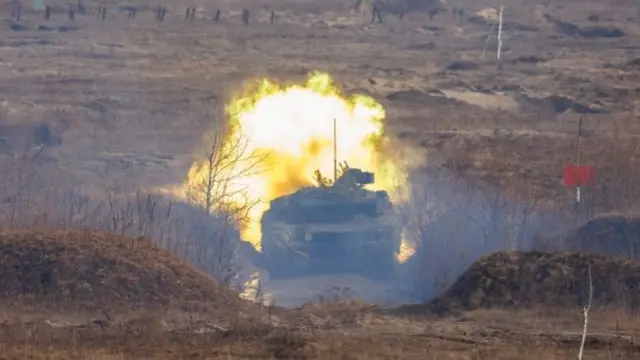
[563,165,595,186]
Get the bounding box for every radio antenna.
[333,117,337,183]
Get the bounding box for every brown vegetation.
[562,215,640,260]
[0,229,239,312]
[1,0,640,358]
[405,251,640,314]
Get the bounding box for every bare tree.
[0,109,268,286]
[577,261,593,360]
[185,115,264,223]
[402,168,563,301]
[184,112,267,284]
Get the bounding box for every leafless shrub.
[181,108,269,284]
[0,157,249,288]
[184,110,265,228]
[0,103,274,288]
[400,168,570,301]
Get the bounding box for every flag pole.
[575,117,582,204]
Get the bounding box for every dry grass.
[0,229,242,312]
[0,228,637,358]
[1,0,640,358]
[0,310,638,359]
[0,315,638,359]
[0,0,637,203]
[403,251,640,313]
[559,214,640,259]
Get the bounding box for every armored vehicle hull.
[260,168,401,280]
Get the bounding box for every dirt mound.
[446,60,478,71]
[520,94,607,114]
[365,0,446,15]
[562,215,640,260]
[402,251,640,314]
[544,14,626,38]
[624,59,640,68]
[0,229,238,311]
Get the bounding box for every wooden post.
[241,8,250,26]
[127,7,137,19]
[428,8,437,20]
[77,0,87,14]
[68,5,75,20]
[575,117,583,205]
[497,5,504,60]
[333,118,337,183]
[371,5,383,23]
[157,6,166,22]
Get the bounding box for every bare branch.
[577,261,593,360]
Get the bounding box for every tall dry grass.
[0,154,243,287]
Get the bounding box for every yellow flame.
[186,72,416,255]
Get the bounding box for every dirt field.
[0,229,639,359]
[0,0,637,201]
[1,0,640,357]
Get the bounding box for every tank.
[260,167,401,280]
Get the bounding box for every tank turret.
[260,167,400,280]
